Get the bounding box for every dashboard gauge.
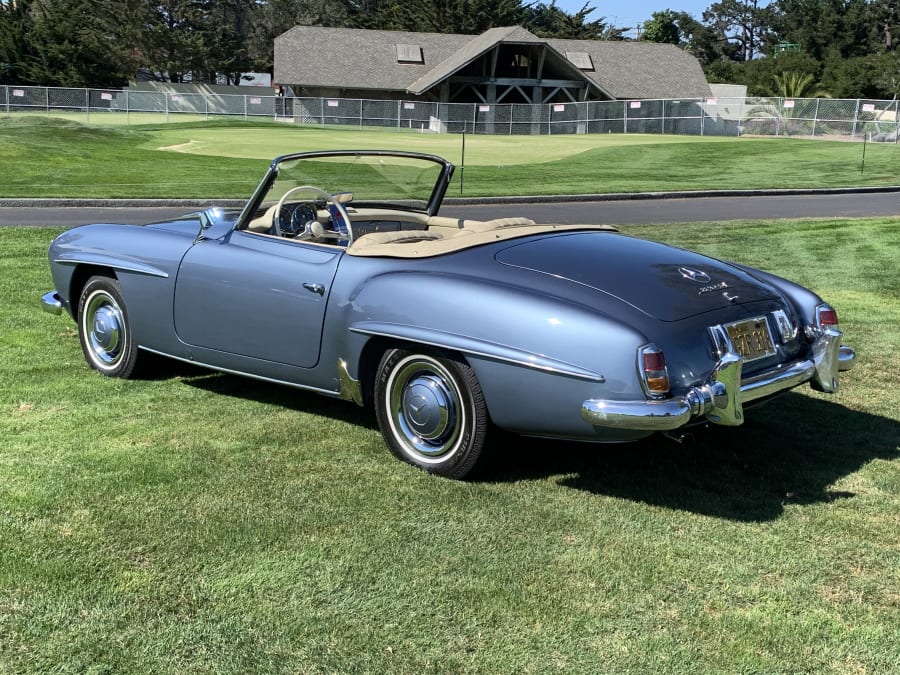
[280,203,317,236]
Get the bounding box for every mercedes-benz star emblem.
[678,267,711,283]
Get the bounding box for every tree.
[771,0,870,61]
[0,0,36,84]
[193,0,256,84]
[766,70,829,97]
[868,0,900,51]
[247,0,348,75]
[344,0,394,29]
[11,0,140,87]
[703,0,776,61]
[525,2,611,40]
[716,48,820,94]
[823,50,900,98]
[134,0,256,84]
[641,10,680,44]
[377,0,525,34]
[640,9,725,64]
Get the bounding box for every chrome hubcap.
[85,292,125,366]
[401,374,453,442]
[389,356,463,461]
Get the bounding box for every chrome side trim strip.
[54,255,169,278]
[350,320,605,382]
[137,347,343,398]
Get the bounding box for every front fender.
[48,223,196,353]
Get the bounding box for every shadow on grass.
[147,361,897,522]
[162,363,378,430]
[488,393,899,522]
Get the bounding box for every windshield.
[261,152,450,212]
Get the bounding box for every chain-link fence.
[2,85,898,142]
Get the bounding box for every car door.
[173,230,341,369]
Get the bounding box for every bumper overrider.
[581,328,856,432]
[41,291,64,315]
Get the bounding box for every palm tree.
[746,71,830,137]
[766,71,830,99]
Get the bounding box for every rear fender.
[730,263,824,326]
[340,271,648,411]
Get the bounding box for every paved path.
[1,190,898,228]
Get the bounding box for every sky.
[552,0,714,37]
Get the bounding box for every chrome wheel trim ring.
[386,355,465,463]
[83,289,126,370]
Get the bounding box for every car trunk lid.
[494,231,779,321]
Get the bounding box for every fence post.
[397,100,401,129]
[85,88,90,123]
[45,87,49,116]
[700,100,704,136]
[812,98,820,137]
[623,101,628,133]
[851,99,860,139]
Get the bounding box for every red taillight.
[817,306,839,328]
[639,345,670,397]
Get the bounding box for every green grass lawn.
[1,117,898,198]
[1,219,897,673]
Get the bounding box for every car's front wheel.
[374,348,489,479]
[77,275,141,378]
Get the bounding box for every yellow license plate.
[726,317,776,361]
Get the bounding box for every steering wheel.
[273,185,353,244]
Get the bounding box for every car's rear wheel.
[374,348,489,479]
[77,275,140,378]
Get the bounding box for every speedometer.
[279,203,317,236]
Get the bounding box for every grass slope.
[1,118,898,198]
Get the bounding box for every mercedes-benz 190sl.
[41,150,856,478]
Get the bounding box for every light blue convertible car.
[42,150,856,478]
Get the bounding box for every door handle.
[303,282,325,296]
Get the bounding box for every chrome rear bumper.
[581,328,856,432]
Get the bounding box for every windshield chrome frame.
[234,150,455,232]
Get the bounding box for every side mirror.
[199,207,223,229]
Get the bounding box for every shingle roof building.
[275,26,712,104]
